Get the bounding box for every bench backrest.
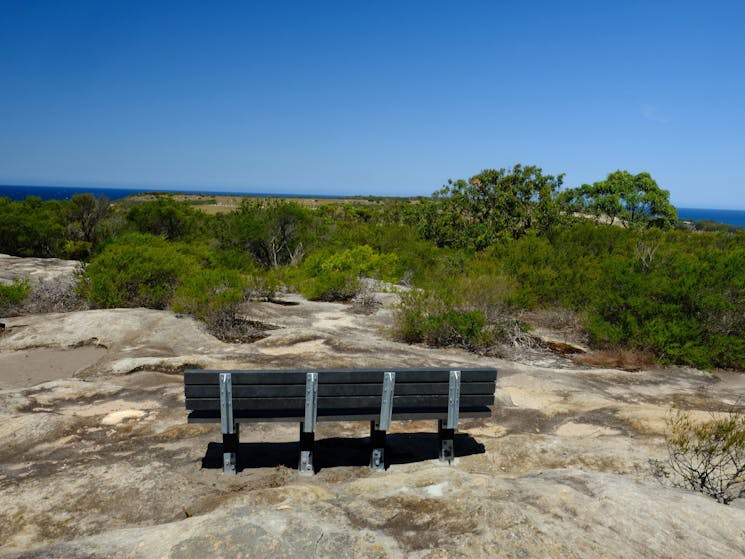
[184,367,497,420]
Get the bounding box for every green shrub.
[586,237,745,368]
[0,197,67,257]
[62,240,94,260]
[216,200,316,267]
[171,269,247,322]
[421,310,488,348]
[394,290,495,350]
[81,234,199,309]
[297,245,398,301]
[0,278,31,314]
[487,223,745,368]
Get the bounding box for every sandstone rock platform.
[1,257,744,558]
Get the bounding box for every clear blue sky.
[1,1,743,208]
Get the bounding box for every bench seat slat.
[184,381,495,399]
[185,394,494,411]
[187,407,492,423]
[184,368,497,385]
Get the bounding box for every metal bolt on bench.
[185,367,497,475]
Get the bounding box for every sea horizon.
[0,184,351,203]
[2,184,745,228]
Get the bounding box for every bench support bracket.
[439,370,461,463]
[299,372,318,475]
[370,421,386,471]
[220,372,239,474]
[299,423,315,475]
[447,369,461,430]
[438,419,455,463]
[370,371,396,470]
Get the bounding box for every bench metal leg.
[223,423,239,474]
[219,372,239,474]
[370,421,387,471]
[438,419,455,463]
[299,422,315,475]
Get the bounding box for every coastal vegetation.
[2,166,744,369]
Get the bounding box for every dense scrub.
[2,166,744,368]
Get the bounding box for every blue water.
[0,184,341,202]
[0,185,150,201]
[677,207,745,228]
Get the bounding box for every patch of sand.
[257,339,328,356]
[101,409,147,425]
[0,347,106,389]
[554,422,621,437]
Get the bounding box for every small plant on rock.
[660,407,745,504]
[0,279,31,316]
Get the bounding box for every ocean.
[0,185,151,202]
[0,185,339,203]
[2,184,745,228]
[676,207,745,228]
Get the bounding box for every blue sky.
[1,1,743,208]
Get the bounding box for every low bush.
[393,258,521,352]
[216,200,316,267]
[0,279,31,315]
[657,408,745,504]
[171,268,248,326]
[297,245,398,301]
[81,234,200,309]
[394,290,496,350]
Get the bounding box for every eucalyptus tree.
[560,170,677,228]
[417,164,565,250]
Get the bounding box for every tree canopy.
[560,170,677,228]
[417,164,564,249]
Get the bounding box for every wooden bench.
[185,367,497,474]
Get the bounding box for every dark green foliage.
[585,234,745,368]
[125,198,205,240]
[494,223,745,368]
[0,194,114,259]
[0,197,67,257]
[68,194,111,243]
[216,200,315,267]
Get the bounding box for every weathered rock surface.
[0,254,80,286]
[1,258,744,558]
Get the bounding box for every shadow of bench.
[200,432,487,472]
